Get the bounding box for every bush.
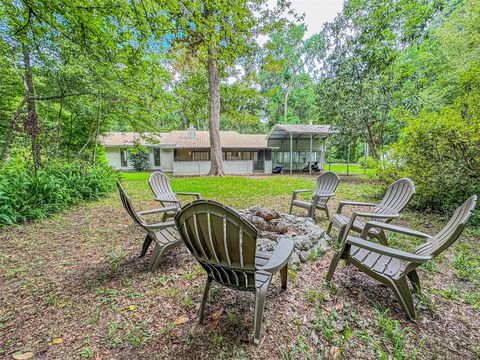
[376,108,480,224]
[0,154,118,225]
[358,156,377,169]
[128,141,150,171]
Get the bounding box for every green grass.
[325,163,375,175]
[118,173,381,214]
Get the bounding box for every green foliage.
[128,141,150,172]
[0,151,118,225]
[377,108,479,224]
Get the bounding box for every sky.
[273,0,345,36]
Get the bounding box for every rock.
[241,207,331,265]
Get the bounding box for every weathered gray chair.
[290,171,340,219]
[327,178,415,245]
[326,195,477,320]
[174,199,294,344]
[117,181,182,271]
[149,171,201,213]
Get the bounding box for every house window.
[174,149,193,161]
[120,149,128,167]
[242,152,253,160]
[225,151,242,160]
[193,151,209,161]
[154,149,161,167]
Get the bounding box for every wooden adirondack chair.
[174,199,294,344]
[290,171,340,219]
[326,195,477,320]
[327,178,415,245]
[148,171,201,214]
[117,181,182,271]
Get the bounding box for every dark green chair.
[117,181,182,271]
[174,199,294,344]
[326,195,477,320]
[327,178,415,245]
[290,171,340,219]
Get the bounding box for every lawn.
[1,175,479,359]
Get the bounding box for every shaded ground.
[1,175,479,359]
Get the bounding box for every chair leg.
[289,202,293,215]
[324,206,330,221]
[140,234,153,257]
[253,287,268,345]
[392,277,416,320]
[326,248,344,281]
[377,230,389,246]
[199,276,212,323]
[326,221,333,236]
[148,243,164,271]
[407,270,421,295]
[280,264,288,290]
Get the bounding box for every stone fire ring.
[238,206,331,265]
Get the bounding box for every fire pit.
[239,206,330,265]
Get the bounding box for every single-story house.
[102,124,331,175]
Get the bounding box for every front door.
[253,150,264,171]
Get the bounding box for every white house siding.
[160,149,174,172]
[264,160,273,174]
[173,160,256,176]
[105,147,134,170]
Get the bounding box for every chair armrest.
[176,192,201,199]
[336,201,377,214]
[138,206,179,216]
[346,237,432,263]
[361,221,432,240]
[143,221,176,230]
[352,211,399,220]
[292,189,312,201]
[257,238,294,273]
[315,193,336,198]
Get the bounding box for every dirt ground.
[1,177,479,359]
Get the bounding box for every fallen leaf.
[211,308,223,320]
[173,315,189,325]
[128,305,137,311]
[207,320,219,330]
[329,346,341,359]
[334,303,344,311]
[12,352,34,360]
[53,337,63,345]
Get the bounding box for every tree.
[318,0,436,158]
[155,0,280,175]
[128,141,150,172]
[260,23,325,124]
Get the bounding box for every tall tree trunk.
[22,45,41,167]
[92,99,102,163]
[1,97,26,161]
[283,87,290,123]
[207,50,224,176]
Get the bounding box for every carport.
[266,124,332,174]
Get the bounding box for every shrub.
[128,141,150,172]
[0,154,118,225]
[358,156,376,169]
[376,108,480,224]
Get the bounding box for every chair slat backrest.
[313,171,340,205]
[375,178,415,216]
[117,181,146,228]
[149,172,177,202]
[414,195,477,258]
[175,200,258,290]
